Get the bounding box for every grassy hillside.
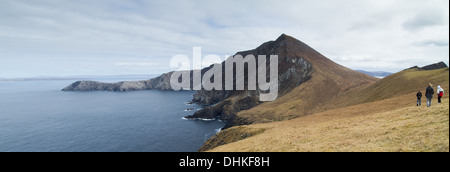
[202,67,449,152]
[235,67,448,125]
[208,97,449,152]
[187,34,377,125]
[229,51,377,125]
[325,67,449,110]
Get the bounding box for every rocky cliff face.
[192,34,377,129]
[62,34,376,129]
[61,72,173,91]
[406,61,448,71]
[419,61,448,71]
[185,34,314,123]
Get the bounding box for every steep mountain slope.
[324,67,449,110]
[186,34,377,127]
[201,66,449,151]
[185,34,317,121]
[63,34,377,129]
[222,35,377,127]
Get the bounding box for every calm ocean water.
[0,78,223,152]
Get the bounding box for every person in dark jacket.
[416,90,422,106]
[425,83,434,107]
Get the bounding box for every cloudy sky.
[0,0,448,78]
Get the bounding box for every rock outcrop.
[196,34,378,128]
[406,61,448,72]
[61,72,173,91]
[185,34,314,122]
[419,61,448,71]
[62,34,377,129]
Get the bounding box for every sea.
[0,77,224,152]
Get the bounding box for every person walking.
[425,83,434,107]
[437,85,444,104]
[416,90,422,106]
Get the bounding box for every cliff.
[61,72,173,91]
[62,34,377,129]
[407,61,448,71]
[184,34,317,122]
[188,34,377,128]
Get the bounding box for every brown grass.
[208,97,449,152]
[204,68,449,152]
[235,59,378,124]
[325,67,449,110]
[231,67,448,128]
[199,127,265,151]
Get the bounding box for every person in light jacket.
[425,83,434,107]
[437,85,444,104]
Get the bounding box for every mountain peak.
[420,61,448,71]
[275,33,296,42]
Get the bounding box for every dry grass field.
[208,97,448,152]
[202,67,449,152]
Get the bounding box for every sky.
[0,0,449,78]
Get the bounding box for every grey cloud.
[0,0,449,77]
[402,10,445,31]
[413,40,449,47]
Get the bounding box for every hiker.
[425,83,434,107]
[437,85,444,104]
[416,90,422,106]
